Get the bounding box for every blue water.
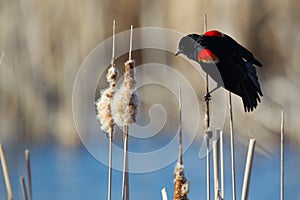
[0,139,299,200]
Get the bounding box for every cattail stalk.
[280,111,284,200]
[204,14,210,129]
[162,188,168,200]
[25,150,32,200]
[229,92,236,200]
[108,20,116,200]
[0,143,13,200]
[111,20,116,67]
[220,130,224,200]
[0,53,5,65]
[122,125,129,200]
[178,86,183,165]
[20,177,28,200]
[203,13,211,200]
[108,128,113,200]
[173,86,189,200]
[129,25,133,60]
[112,25,139,200]
[206,131,211,200]
[95,20,119,200]
[241,139,256,200]
[123,25,133,200]
[213,130,221,200]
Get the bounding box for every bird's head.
[175,34,202,59]
[203,30,224,38]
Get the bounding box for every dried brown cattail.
[95,66,119,134]
[173,163,189,200]
[95,20,118,200]
[111,60,139,126]
[117,25,139,200]
[95,19,118,136]
[173,86,189,200]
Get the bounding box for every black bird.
[176,30,263,112]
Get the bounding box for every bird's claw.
[204,93,211,102]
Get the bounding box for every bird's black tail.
[240,79,262,112]
[239,61,263,112]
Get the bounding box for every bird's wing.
[245,61,263,96]
[230,53,262,92]
[224,35,263,67]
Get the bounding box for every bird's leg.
[204,85,221,101]
[204,92,211,102]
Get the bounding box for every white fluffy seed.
[111,60,140,126]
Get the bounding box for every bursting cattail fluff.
[95,66,119,134]
[173,163,190,200]
[111,60,139,126]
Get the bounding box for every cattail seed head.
[107,66,119,85]
[96,88,114,134]
[95,66,119,135]
[173,163,190,200]
[111,60,140,126]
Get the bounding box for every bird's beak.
[175,49,182,56]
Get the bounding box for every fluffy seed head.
[107,66,119,85]
[95,87,115,134]
[173,163,190,200]
[111,60,140,126]
[95,66,119,135]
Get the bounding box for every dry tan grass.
[0,0,300,148]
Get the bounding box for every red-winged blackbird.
[176,30,263,112]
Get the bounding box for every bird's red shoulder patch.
[204,30,224,38]
[198,49,219,64]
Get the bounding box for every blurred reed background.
[0,0,300,151]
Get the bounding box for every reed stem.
[161,188,168,200]
[107,20,116,200]
[220,130,224,200]
[121,125,129,200]
[280,111,284,200]
[0,143,13,200]
[229,92,236,200]
[25,150,32,200]
[111,20,116,67]
[204,13,211,200]
[20,177,28,200]
[108,129,113,200]
[178,85,183,165]
[241,139,256,200]
[129,25,133,60]
[213,130,221,200]
[0,53,5,65]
